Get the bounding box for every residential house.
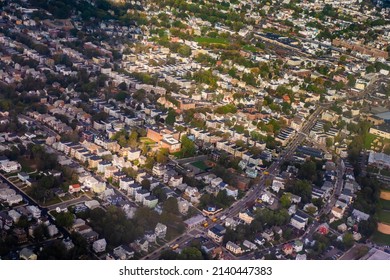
[19,248,37,260]
[271,177,284,193]
[207,224,226,243]
[7,194,23,205]
[84,200,100,210]
[68,184,81,194]
[128,183,142,197]
[143,195,158,208]
[239,211,254,224]
[283,243,294,255]
[26,205,41,219]
[144,231,157,243]
[261,191,275,205]
[262,229,275,242]
[178,199,189,215]
[290,213,308,230]
[8,210,21,223]
[104,166,119,179]
[184,215,206,229]
[119,177,134,192]
[243,240,257,250]
[135,189,150,203]
[47,224,59,237]
[155,223,167,239]
[88,156,102,169]
[93,238,107,253]
[127,148,141,161]
[1,161,21,173]
[226,241,243,255]
[293,240,303,252]
[113,245,135,260]
[0,212,13,229]
[136,239,149,252]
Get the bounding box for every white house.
[119,177,134,191]
[261,191,275,205]
[225,186,238,198]
[8,209,21,223]
[243,240,257,250]
[226,241,243,255]
[271,177,284,193]
[7,194,23,205]
[85,200,100,209]
[1,161,21,173]
[143,195,158,208]
[290,215,307,230]
[26,205,41,219]
[155,223,167,239]
[135,189,150,203]
[93,238,107,253]
[127,149,141,161]
[47,224,59,237]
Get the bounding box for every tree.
[160,250,179,260]
[40,240,68,260]
[287,180,312,204]
[33,224,48,241]
[280,193,292,208]
[180,135,196,158]
[298,160,317,183]
[141,179,151,191]
[165,109,176,126]
[118,82,128,91]
[326,137,333,148]
[342,233,354,249]
[178,247,203,260]
[156,148,169,164]
[55,211,75,228]
[163,197,179,215]
[129,130,138,148]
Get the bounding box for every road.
[142,106,325,260]
[321,158,345,216]
[46,195,91,211]
[19,114,59,138]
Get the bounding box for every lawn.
[41,196,62,207]
[363,133,378,149]
[195,37,228,45]
[379,199,390,210]
[372,231,390,245]
[191,160,209,171]
[243,44,258,52]
[139,137,156,145]
[377,210,390,224]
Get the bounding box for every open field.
[372,230,390,245]
[191,160,210,171]
[378,211,390,224]
[363,133,378,149]
[195,37,229,45]
[380,199,390,210]
[139,137,156,144]
[243,45,258,52]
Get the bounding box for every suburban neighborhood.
[0,0,389,261]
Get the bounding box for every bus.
[171,244,179,250]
